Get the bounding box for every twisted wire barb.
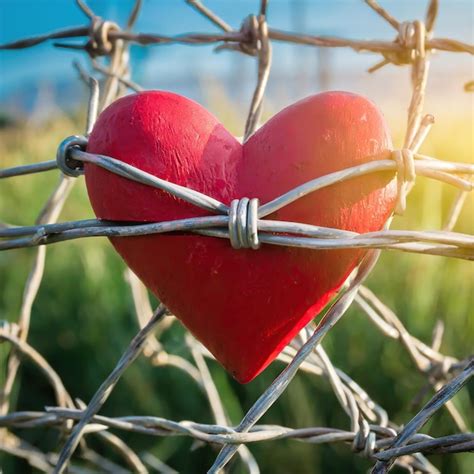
[2,8,473,57]
[2,151,473,257]
[0,0,473,473]
[1,410,472,456]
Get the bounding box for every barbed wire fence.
[0,0,473,472]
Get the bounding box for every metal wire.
[0,1,472,473]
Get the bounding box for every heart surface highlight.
[85,90,396,383]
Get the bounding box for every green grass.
[0,106,472,473]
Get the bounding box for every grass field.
[0,102,472,473]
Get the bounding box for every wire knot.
[239,14,269,57]
[383,20,427,66]
[86,17,120,58]
[56,135,88,177]
[352,417,376,458]
[228,198,260,249]
[392,148,416,215]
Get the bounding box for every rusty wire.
[0,0,473,473]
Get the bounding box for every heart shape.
[85,91,396,383]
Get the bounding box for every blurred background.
[0,0,473,473]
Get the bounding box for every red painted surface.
[85,91,397,383]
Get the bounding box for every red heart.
[85,91,396,383]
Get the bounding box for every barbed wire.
[0,0,473,473]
